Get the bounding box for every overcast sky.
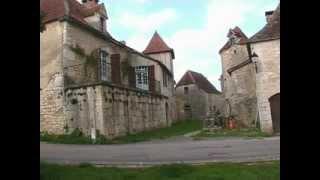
[102,0,279,90]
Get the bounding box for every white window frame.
[135,66,149,90]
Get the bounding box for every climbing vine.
[69,44,98,77]
[69,44,86,57]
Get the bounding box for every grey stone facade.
[220,43,258,127]
[175,71,224,121]
[219,4,280,133]
[40,0,177,138]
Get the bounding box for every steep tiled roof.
[143,31,175,58]
[176,71,221,94]
[249,4,280,43]
[219,26,248,54]
[40,0,67,23]
[40,0,103,24]
[83,4,105,17]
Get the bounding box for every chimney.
[81,0,99,8]
[265,11,274,23]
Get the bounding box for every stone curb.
[46,156,280,168]
[183,130,202,137]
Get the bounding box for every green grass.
[40,120,202,144]
[112,119,201,143]
[40,161,280,180]
[40,128,113,145]
[193,128,272,140]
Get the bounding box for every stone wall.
[64,22,129,86]
[220,43,257,127]
[207,93,226,116]
[64,84,170,138]
[175,84,206,120]
[130,54,175,98]
[41,20,177,136]
[251,39,280,133]
[148,52,173,74]
[175,84,224,121]
[64,22,175,97]
[40,21,67,134]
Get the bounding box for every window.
[184,87,189,94]
[100,50,109,81]
[135,66,149,90]
[163,72,168,87]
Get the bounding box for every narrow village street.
[40,137,279,166]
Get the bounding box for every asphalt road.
[40,137,280,166]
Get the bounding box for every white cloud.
[135,0,148,4]
[169,0,255,90]
[114,0,277,90]
[118,8,177,33]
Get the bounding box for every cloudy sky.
[102,0,279,90]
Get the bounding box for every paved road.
[40,137,280,166]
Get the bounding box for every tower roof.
[248,4,280,43]
[176,70,221,94]
[143,31,175,58]
[219,26,248,54]
[40,0,105,24]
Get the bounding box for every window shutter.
[148,65,155,92]
[111,54,121,84]
[128,66,136,88]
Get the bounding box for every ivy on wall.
[69,44,98,78]
[121,59,131,77]
[69,44,86,57]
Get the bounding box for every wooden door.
[269,93,280,133]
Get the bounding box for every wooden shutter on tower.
[128,66,136,88]
[111,54,121,84]
[148,65,155,92]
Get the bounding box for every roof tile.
[40,0,102,24]
[219,26,248,54]
[143,31,174,56]
[249,4,280,43]
[176,71,221,94]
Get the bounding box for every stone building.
[175,70,224,121]
[219,4,280,134]
[40,0,177,139]
[248,5,280,134]
[219,26,258,128]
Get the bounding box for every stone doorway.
[184,104,192,119]
[269,93,280,133]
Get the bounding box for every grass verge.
[193,128,272,140]
[40,120,202,144]
[40,161,280,180]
